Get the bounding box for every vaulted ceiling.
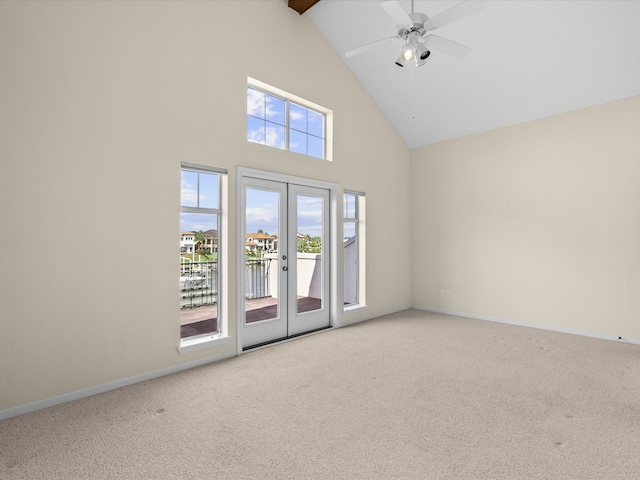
[300,1,640,148]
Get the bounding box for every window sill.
[178,334,230,354]
[343,304,367,314]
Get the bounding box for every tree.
[194,230,205,252]
[297,235,322,253]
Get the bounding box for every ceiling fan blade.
[424,34,472,59]
[379,0,413,26]
[426,0,484,30]
[345,36,398,58]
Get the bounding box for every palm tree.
[194,230,205,252]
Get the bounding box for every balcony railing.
[180,259,274,310]
[244,258,273,300]
[180,261,218,309]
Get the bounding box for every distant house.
[245,233,276,253]
[181,230,218,255]
[203,229,218,253]
[180,232,195,254]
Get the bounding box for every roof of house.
[246,233,275,239]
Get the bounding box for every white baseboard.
[412,305,640,346]
[342,305,412,327]
[0,351,236,421]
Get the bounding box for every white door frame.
[236,167,341,353]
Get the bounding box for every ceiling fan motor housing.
[396,13,431,67]
[406,12,429,36]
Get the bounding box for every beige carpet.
[2,310,640,479]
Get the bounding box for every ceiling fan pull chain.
[412,70,416,119]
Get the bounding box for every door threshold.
[242,325,333,352]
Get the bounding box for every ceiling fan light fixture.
[402,45,414,61]
[416,43,431,61]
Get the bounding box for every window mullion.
[285,99,290,152]
[196,172,201,208]
[181,163,228,175]
[181,206,220,215]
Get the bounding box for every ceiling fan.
[345,0,484,68]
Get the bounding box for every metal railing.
[244,258,272,300]
[180,261,218,309]
[180,259,273,309]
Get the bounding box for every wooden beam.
[288,0,321,15]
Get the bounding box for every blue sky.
[246,188,324,238]
[180,171,219,233]
[180,173,324,239]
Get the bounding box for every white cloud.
[265,126,285,149]
[247,88,264,117]
[247,88,284,124]
[247,127,264,143]
[290,110,304,121]
[181,179,198,205]
[180,212,216,233]
[265,98,283,121]
[297,195,322,208]
[246,207,279,234]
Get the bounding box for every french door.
[241,176,330,349]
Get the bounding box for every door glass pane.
[245,188,280,323]
[296,194,323,314]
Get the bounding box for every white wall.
[0,1,412,412]
[411,96,640,340]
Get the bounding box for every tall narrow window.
[246,78,331,160]
[180,165,223,340]
[344,191,364,308]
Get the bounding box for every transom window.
[246,82,329,160]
